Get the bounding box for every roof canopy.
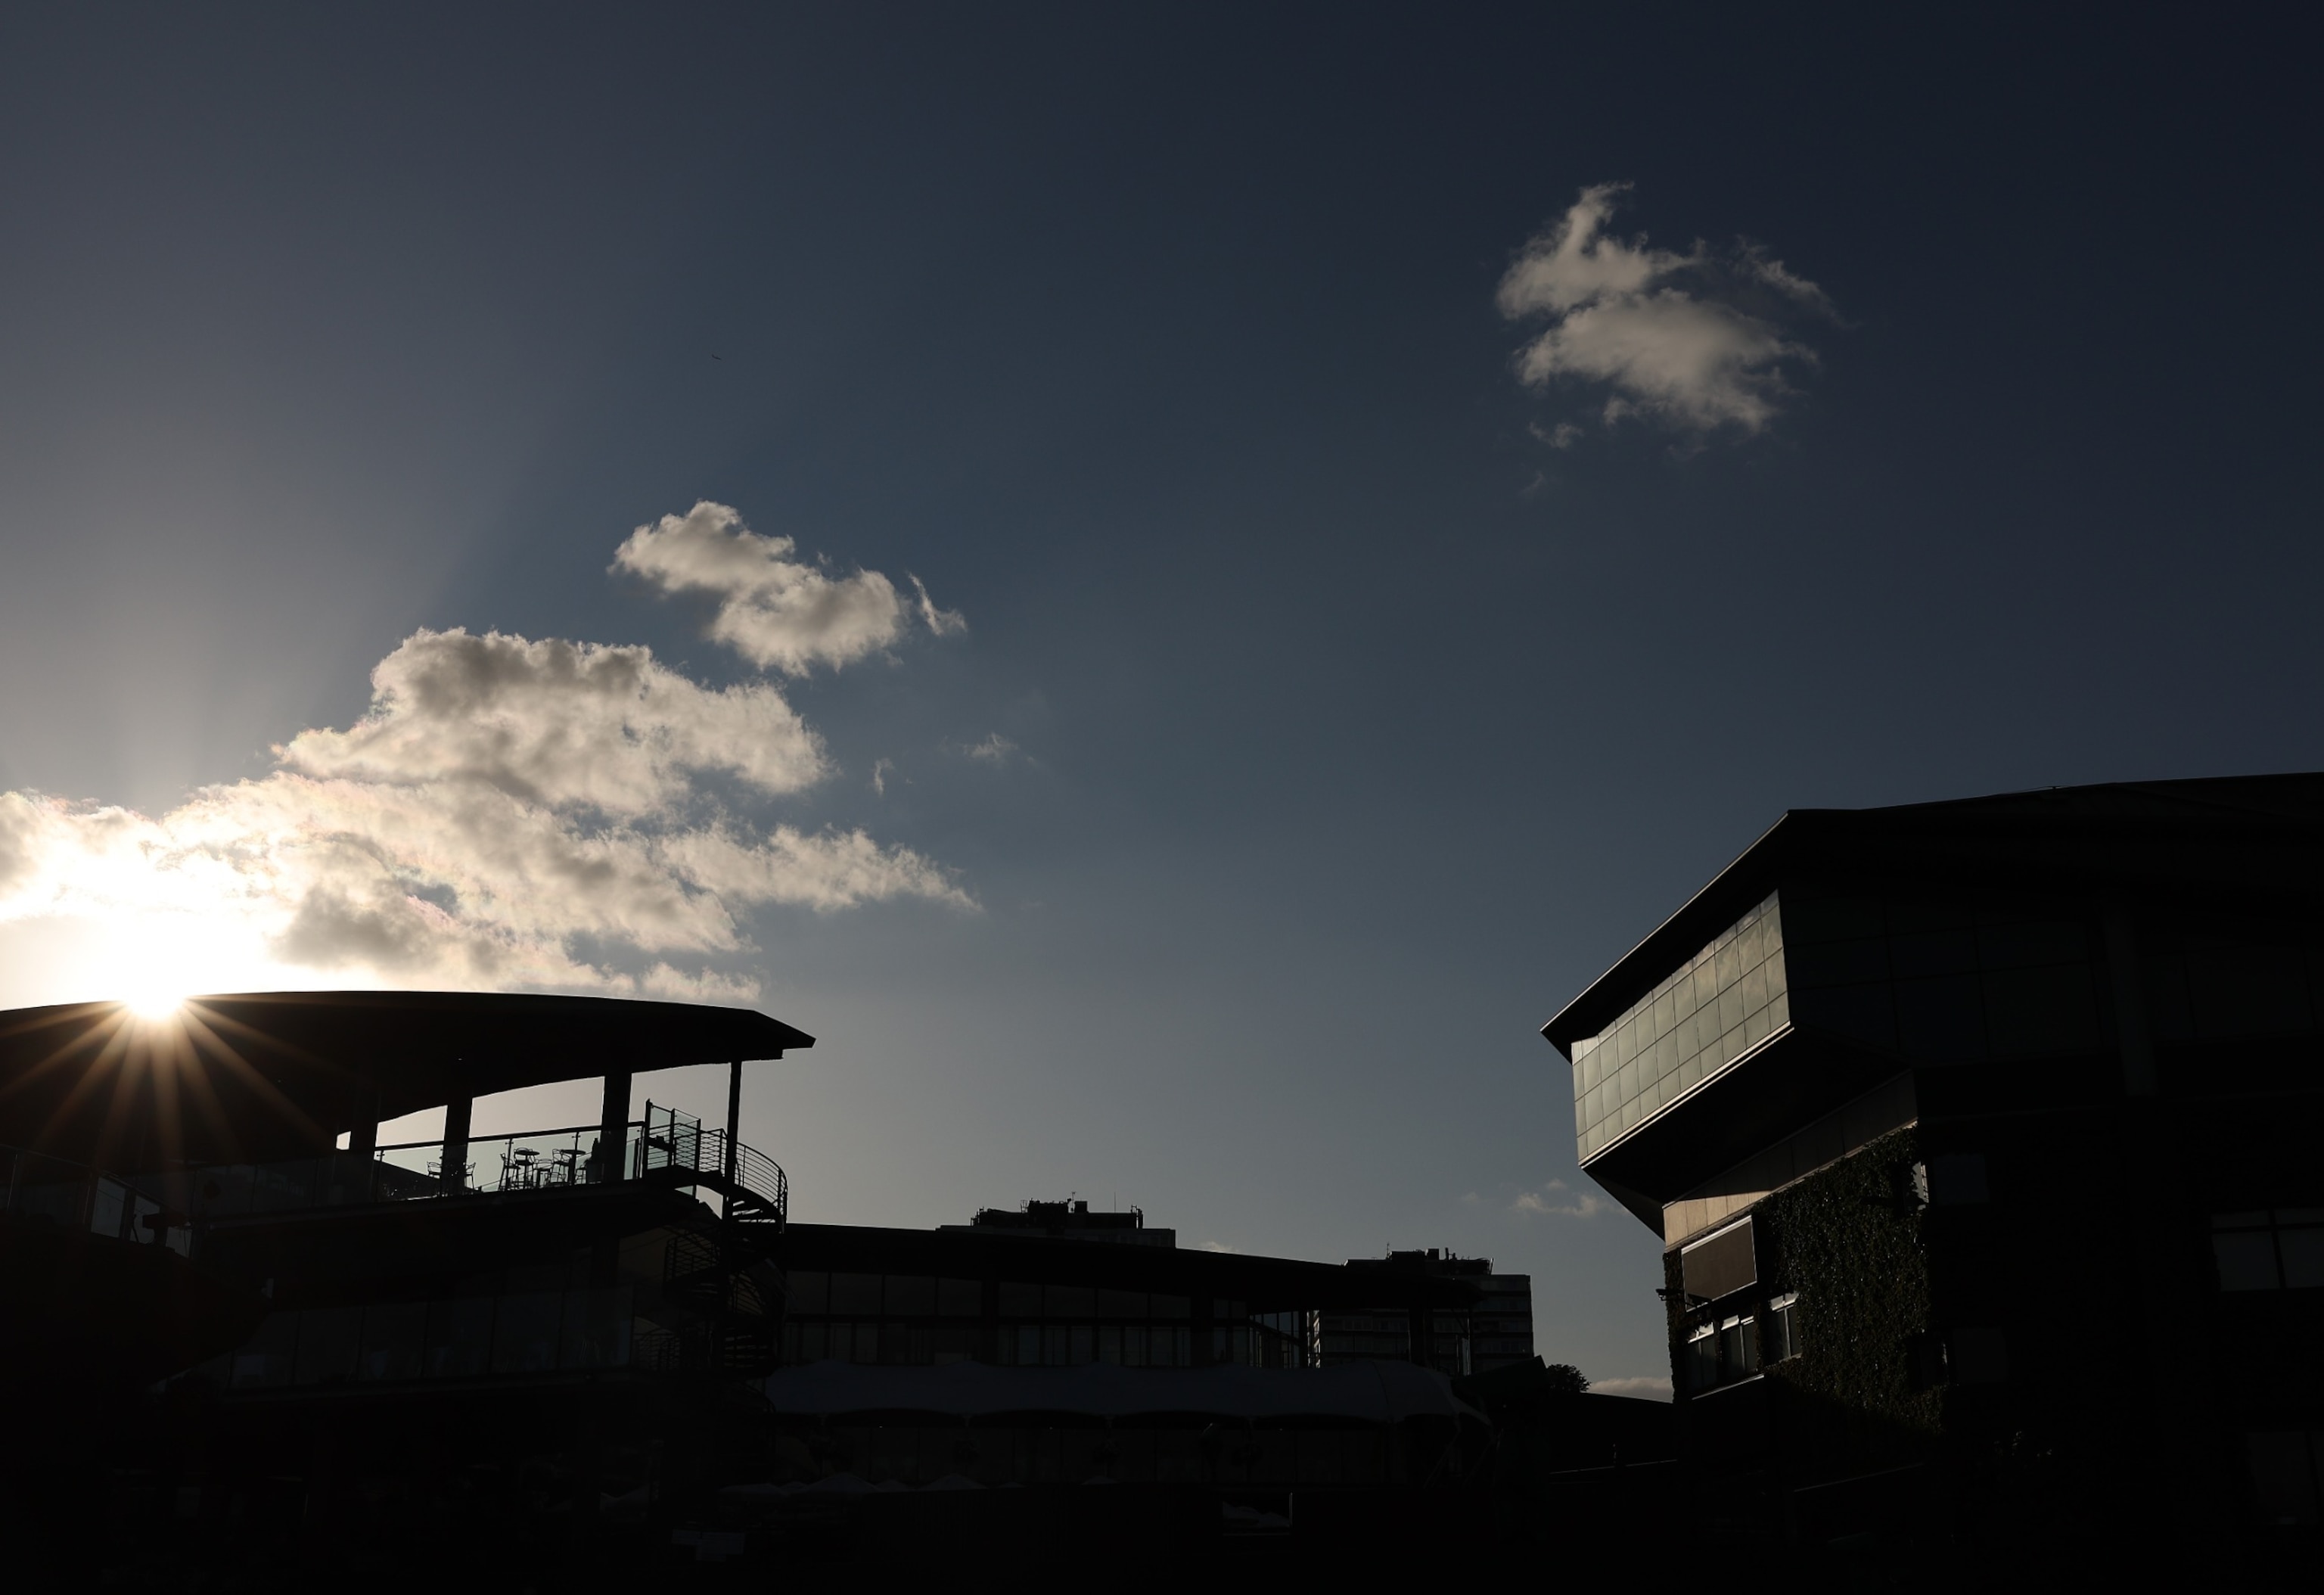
[0,990,812,1170]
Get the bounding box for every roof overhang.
[0,990,813,1167]
[1541,773,2324,1059]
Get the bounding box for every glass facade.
[2212,1209,2324,1292]
[1572,894,1790,1161]
[1779,894,2102,1062]
[203,1284,635,1389]
[778,1270,1279,1368]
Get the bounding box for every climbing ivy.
[1667,1126,1945,1479]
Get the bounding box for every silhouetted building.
[0,990,805,1578]
[945,1196,1176,1247]
[1317,1250,1536,1377]
[0,1004,1499,1574]
[1540,776,2324,1562]
[778,1202,1476,1375]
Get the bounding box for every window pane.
[2276,1227,2324,1290]
[830,1272,883,1314]
[359,1301,426,1382]
[2245,1432,2322,1525]
[885,1275,937,1315]
[1686,1331,1717,1391]
[491,1292,562,1375]
[425,1297,494,1379]
[294,1307,362,1386]
[2214,1232,2281,1292]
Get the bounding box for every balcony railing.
[371,1121,644,1200]
[1,1107,786,1234]
[175,1108,785,1229]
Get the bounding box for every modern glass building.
[1542,776,2324,1564]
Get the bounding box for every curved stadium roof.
[0,990,812,1169]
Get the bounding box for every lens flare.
[123,980,189,1021]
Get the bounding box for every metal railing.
[371,1121,641,1200]
[0,1108,786,1232]
[369,1110,785,1227]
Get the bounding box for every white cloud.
[281,628,826,810]
[870,758,895,797]
[1590,1376,1673,1401]
[0,510,977,1003]
[963,733,1019,766]
[1498,182,1832,436]
[1508,1178,1606,1219]
[611,501,962,674]
[909,574,967,638]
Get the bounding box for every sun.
[122,978,191,1021]
[115,935,207,1020]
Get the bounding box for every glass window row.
[2213,1209,2324,1292]
[784,1320,1210,1369]
[786,1272,1205,1321]
[197,1287,635,1390]
[1573,895,1790,1160]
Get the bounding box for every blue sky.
[2,5,2318,1394]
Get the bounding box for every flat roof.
[779,1223,1481,1313]
[0,990,812,1167]
[1540,773,2324,1056]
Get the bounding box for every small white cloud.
[1591,1376,1673,1401]
[1508,1178,1606,1219]
[1532,421,1585,450]
[1499,183,1833,437]
[909,574,967,638]
[963,733,1018,766]
[1198,1241,1236,1254]
[611,501,963,675]
[870,758,894,797]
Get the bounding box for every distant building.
[781,1202,1473,1374]
[1317,1250,1535,1377]
[1540,776,2324,1557]
[943,1196,1176,1247]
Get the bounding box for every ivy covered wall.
[1667,1124,1945,1483]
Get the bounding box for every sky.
[2,5,2319,1398]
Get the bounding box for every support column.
[598,1070,632,1184]
[442,1094,473,1191]
[722,1059,742,1218]
[1407,1302,1434,1369]
[346,1089,379,1161]
[345,1086,379,1202]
